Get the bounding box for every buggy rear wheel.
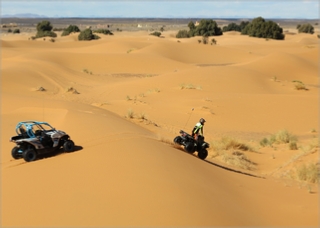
[23,148,37,162]
[11,146,22,159]
[63,140,75,152]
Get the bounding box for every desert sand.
[1,21,319,227]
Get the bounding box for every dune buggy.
[10,121,75,162]
[173,130,209,160]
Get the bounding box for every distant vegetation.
[241,17,285,40]
[34,20,57,38]
[78,28,100,41]
[93,29,113,35]
[176,19,223,38]
[149,31,161,37]
[222,21,249,32]
[61,25,80,36]
[297,23,314,34]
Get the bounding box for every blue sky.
[1,0,319,19]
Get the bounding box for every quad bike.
[10,121,75,162]
[173,130,209,160]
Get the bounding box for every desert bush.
[126,109,134,119]
[297,23,314,34]
[211,38,217,45]
[176,19,223,38]
[66,87,79,94]
[13,29,20,34]
[289,141,298,150]
[211,137,254,152]
[35,30,57,38]
[35,20,57,38]
[296,163,319,183]
[221,151,256,170]
[292,80,308,90]
[7,28,12,33]
[241,17,285,40]
[61,25,80,36]
[37,20,53,32]
[78,28,100,41]
[94,29,113,35]
[202,36,209,44]
[149,31,161,37]
[223,21,249,32]
[261,129,297,147]
[176,29,190,38]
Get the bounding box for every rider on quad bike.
[192,118,206,140]
[173,117,209,160]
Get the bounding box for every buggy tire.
[63,140,75,152]
[173,136,183,145]
[198,149,208,160]
[184,142,195,153]
[23,148,37,162]
[11,146,21,159]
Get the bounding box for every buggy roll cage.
[15,121,56,138]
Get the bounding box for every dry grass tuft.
[211,137,255,152]
[126,109,134,119]
[261,129,297,149]
[292,80,308,90]
[35,86,46,92]
[220,151,256,170]
[295,163,320,183]
[66,87,80,94]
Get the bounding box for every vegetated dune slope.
[1,31,319,227]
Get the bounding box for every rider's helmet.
[200,118,206,124]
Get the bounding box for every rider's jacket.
[192,122,204,136]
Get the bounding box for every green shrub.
[149,31,161,37]
[241,17,285,40]
[37,20,53,32]
[176,29,190,38]
[192,19,223,37]
[78,28,100,41]
[297,23,314,34]
[93,29,113,35]
[61,25,80,36]
[35,20,57,38]
[7,28,12,33]
[13,29,20,34]
[222,22,249,32]
[176,19,223,38]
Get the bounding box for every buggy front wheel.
[63,140,75,152]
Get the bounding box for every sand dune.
[1,28,319,227]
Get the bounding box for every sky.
[1,0,319,19]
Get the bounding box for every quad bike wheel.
[23,148,37,162]
[11,146,22,159]
[173,136,183,145]
[184,142,195,153]
[198,149,208,160]
[63,140,75,152]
